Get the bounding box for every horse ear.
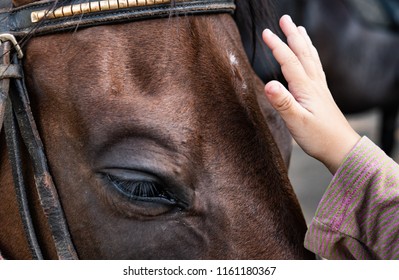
[234,0,282,83]
[13,0,39,7]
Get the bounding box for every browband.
[0,0,236,37]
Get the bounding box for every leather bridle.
[0,0,235,260]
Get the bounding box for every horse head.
[0,0,312,259]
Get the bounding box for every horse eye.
[106,174,178,206]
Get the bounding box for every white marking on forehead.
[242,81,248,91]
[228,52,238,66]
[227,51,248,92]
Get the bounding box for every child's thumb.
[264,81,302,125]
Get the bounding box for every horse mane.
[234,0,282,82]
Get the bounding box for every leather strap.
[0,0,236,37]
[0,65,22,79]
[6,55,78,260]
[4,96,44,260]
[0,42,12,135]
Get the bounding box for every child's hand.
[262,15,360,174]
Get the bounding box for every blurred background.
[272,0,399,224]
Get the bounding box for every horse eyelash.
[107,175,174,202]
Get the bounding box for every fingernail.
[271,83,280,94]
[286,15,293,23]
[267,83,280,95]
[264,28,273,36]
[298,26,307,34]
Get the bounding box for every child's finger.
[297,26,325,80]
[262,28,308,89]
[264,80,310,126]
[279,15,318,79]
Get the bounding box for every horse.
[277,0,399,155]
[0,0,314,259]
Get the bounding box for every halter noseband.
[0,0,235,260]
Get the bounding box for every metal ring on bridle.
[0,34,23,59]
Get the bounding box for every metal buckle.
[0,34,24,59]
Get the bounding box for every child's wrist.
[323,131,361,174]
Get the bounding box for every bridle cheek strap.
[1,39,78,259]
[1,37,45,260]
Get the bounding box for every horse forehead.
[27,16,245,90]
[28,15,238,67]
[25,15,254,130]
